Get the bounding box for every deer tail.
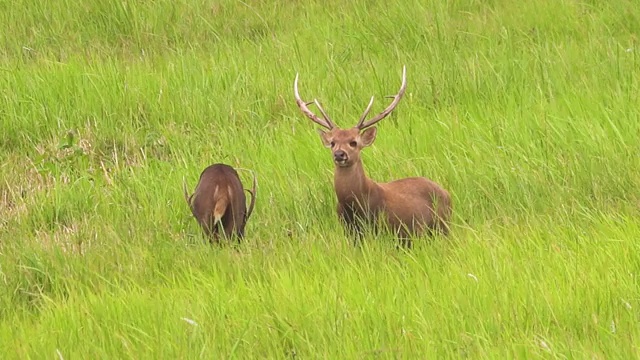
[212,185,230,225]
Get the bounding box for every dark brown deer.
[183,164,257,243]
[293,66,451,245]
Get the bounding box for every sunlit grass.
[1,0,639,358]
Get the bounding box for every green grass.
[1,0,639,358]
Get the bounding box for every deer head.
[294,66,407,168]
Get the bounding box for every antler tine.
[356,96,375,129]
[245,170,257,221]
[294,73,334,130]
[313,99,335,128]
[235,168,257,221]
[182,176,193,206]
[356,65,408,130]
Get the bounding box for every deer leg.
[338,204,366,245]
[343,220,364,246]
[350,226,365,247]
[220,217,234,240]
[203,217,225,245]
[394,225,413,249]
[397,237,413,249]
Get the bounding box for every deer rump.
[184,164,255,242]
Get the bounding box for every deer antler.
[356,66,407,130]
[182,176,193,206]
[236,168,257,221]
[294,74,335,130]
[245,171,257,221]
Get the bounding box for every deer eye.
[349,141,358,148]
[330,141,335,148]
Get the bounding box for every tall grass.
[1,0,639,358]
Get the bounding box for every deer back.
[379,177,452,236]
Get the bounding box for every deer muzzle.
[333,150,348,166]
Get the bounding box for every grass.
[1,0,639,358]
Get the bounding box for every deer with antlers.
[184,164,257,243]
[293,66,451,245]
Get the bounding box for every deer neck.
[333,160,380,206]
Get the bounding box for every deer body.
[184,164,256,243]
[335,165,451,238]
[294,66,451,242]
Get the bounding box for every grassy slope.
[1,0,639,358]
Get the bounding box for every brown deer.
[293,66,451,245]
[183,164,257,243]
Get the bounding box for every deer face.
[318,127,377,167]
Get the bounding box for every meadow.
[1,0,639,358]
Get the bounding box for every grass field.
[1,0,640,358]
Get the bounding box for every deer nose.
[334,150,347,162]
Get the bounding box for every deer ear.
[317,129,332,148]
[359,127,377,147]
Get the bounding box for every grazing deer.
[293,66,451,245]
[183,164,257,243]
